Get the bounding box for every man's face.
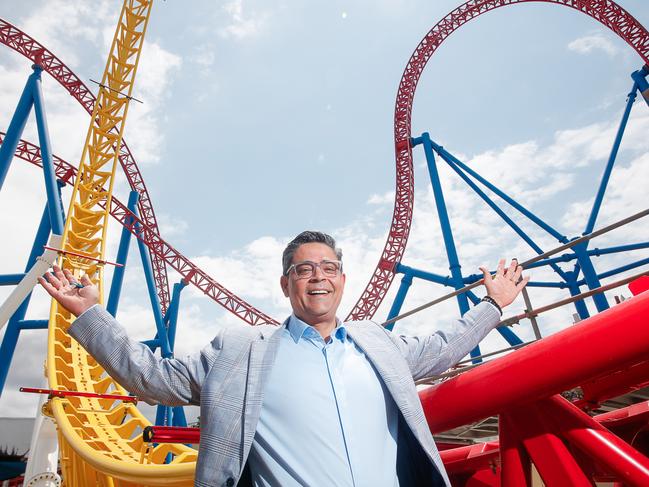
[280,242,346,325]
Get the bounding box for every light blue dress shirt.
[248,315,400,486]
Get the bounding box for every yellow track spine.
[46,1,197,485]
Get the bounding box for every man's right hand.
[38,265,99,317]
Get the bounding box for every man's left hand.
[479,259,529,309]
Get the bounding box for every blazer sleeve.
[68,304,223,406]
[387,301,501,381]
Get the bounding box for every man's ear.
[280,275,289,297]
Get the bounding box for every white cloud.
[220,0,267,40]
[122,40,182,165]
[568,34,618,57]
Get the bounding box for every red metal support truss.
[2,132,278,326]
[425,289,649,485]
[347,0,649,321]
[0,17,171,312]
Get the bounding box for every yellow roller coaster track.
[46,1,197,485]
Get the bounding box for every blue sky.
[0,0,648,417]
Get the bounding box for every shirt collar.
[287,314,347,343]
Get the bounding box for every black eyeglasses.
[285,260,343,279]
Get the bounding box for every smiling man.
[40,230,528,487]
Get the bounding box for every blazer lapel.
[241,320,287,460]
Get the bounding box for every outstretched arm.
[39,265,219,406]
[390,259,529,380]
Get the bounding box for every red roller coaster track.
[346,0,649,321]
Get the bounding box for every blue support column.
[0,274,26,285]
[165,280,188,350]
[631,65,649,107]
[107,191,140,317]
[386,271,413,330]
[0,204,52,395]
[172,406,187,427]
[431,141,568,244]
[573,242,608,312]
[566,272,590,320]
[133,211,171,357]
[585,82,638,235]
[413,133,480,360]
[32,66,64,235]
[0,67,38,190]
[154,279,190,427]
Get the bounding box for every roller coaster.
[1,0,649,485]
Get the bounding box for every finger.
[63,268,76,283]
[515,275,531,291]
[506,259,518,280]
[44,270,62,290]
[513,263,524,283]
[38,276,59,296]
[80,274,93,286]
[496,259,506,278]
[53,265,69,287]
[479,266,492,282]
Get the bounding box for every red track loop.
[346,0,649,321]
[0,18,171,312]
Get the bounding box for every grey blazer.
[69,302,500,487]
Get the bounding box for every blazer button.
[225,478,235,487]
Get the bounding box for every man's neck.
[295,314,337,341]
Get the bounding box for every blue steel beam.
[572,242,608,312]
[31,66,64,235]
[165,280,188,351]
[413,133,478,359]
[0,204,52,395]
[429,140,568,244]
[395,263,452,286]
[0,66,38,191]
[0,274,26,286]
[386,272,413,328]
[584,81,638,235]
[107,191,139,317]
[631,65,649,106]
[17,320,48,330]
[441,154,571,282]
[133,214,172,357]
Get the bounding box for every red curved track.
[0,132,278,326]
[346,0,649,321]
[0,18,171,312]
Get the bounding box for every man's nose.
[310,266,326,280]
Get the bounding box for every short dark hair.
[282,231,342,275]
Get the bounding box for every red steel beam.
[143,426,200,444]
[577,358,649,409]
[443,401,649,478]
[3,133,278,326]
[420,290,649,433]
[440,441,500,475]
[20,386,137,404]
[508,404,593,486]
[541,395,649,485]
